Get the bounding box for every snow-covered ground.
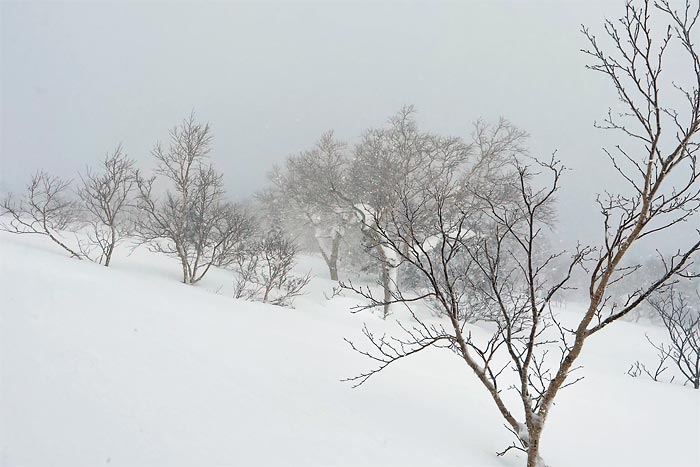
[1,232,698,467]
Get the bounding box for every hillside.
[1,232,698,467]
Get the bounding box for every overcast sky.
[1,0,696,248]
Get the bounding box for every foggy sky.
[1,0,695,248]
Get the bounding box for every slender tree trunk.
[177,245,191,284]
[381,256,390,318]
[45,227,82,259]
[104,224,116,267]
[181,260,190,284]
[317,230,342,281]
[376,244,399,319]
[328,233,341,281]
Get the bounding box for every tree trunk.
[526,425,545,467]
[317,230,342,281]
[104,225,116,267]
[381,256,390,318]
[46,230,82,259]
[178,247,191,284]
[376,244,399,319]
[328,263,339,281]
[181,261,190,284]
[328,232,341,281]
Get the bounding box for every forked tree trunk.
[317,231,342,281]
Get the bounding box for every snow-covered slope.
[1,232,698,467]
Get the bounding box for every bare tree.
[337,106,473,317]
[627,340,675,382]
[646,287,700,388]
[266,131,352,281]
[76,144,136,266]
[342,2,700,466]
[233,228,311,307]
[1,170,82,258]
[135,114,252,284]
[343,155,569,464]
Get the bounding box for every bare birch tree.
[76,144,136,266]
[646,287,700,388]
[233,228,311,307]
[135,114,253,284]
[342,1,700,466]
[338,106,473,317]
[267,131,352,281]
[1,170,82,258]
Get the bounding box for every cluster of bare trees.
[1,114,309,307]
[1,0,697,464]
[264,106,527,317]
[2,147,137,266]
[312,1,698,466]
[264,131,352,281]
[233,228,311,306]
[2,171,84,259]
[260,8,700,462]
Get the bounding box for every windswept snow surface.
[1,232,698,467]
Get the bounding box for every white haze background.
[5,0,695,249]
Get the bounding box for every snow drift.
[1,232,698,467]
